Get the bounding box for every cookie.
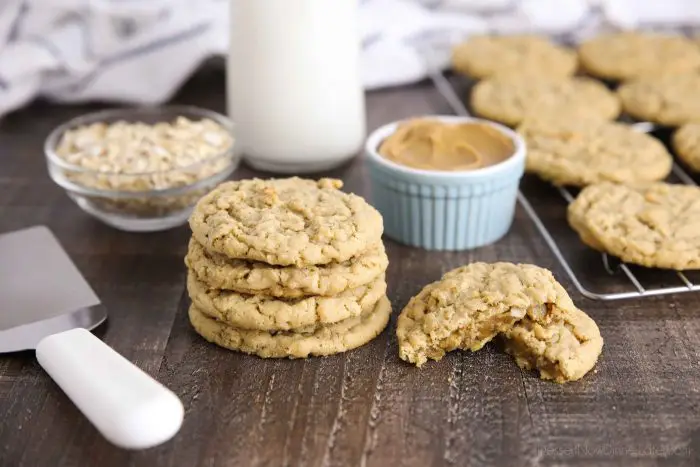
[517,116,673,186]
[187,270,387,331]
[566,209,606,253]
[501,306,603,383]
[578,32,700,81]
[568,182,700,269]
[188,296,392,358]
[396,262,577,367]
[185,238,388,298]
[471,77,620,127]
[672,122,700,172]
[189,178,383,267]
[618,74,700,127]
[451,35,577,79]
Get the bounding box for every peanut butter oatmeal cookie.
[397,262,602,382]
[189,178,383,267]
[185,238,388,298]
[187,270,387,331]
[501,306,603,383]
[397,263,574,366]
[568,182,700,269]
[672,122,700,172]
[518,116,672,186]
[618,74,700,127]
[188,296,391,358]
[578,32,700,81]
[471,77,620,127]
[451,35,577,79]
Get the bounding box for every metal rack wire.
[430,69,700,301]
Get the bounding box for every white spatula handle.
[35,328,184,450]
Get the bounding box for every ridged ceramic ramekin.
[365,115,526,251]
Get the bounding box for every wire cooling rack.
[429,69,700,301]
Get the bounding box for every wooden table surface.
[1,67,699,467]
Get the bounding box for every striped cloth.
[1,0,700,118]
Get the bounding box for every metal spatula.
[0,226,183,450]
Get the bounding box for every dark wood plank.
[1,65,699,467]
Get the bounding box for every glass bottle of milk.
[227,0,366,173]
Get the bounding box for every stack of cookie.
[184,177,391,358]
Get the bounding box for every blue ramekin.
[365,115,526,251]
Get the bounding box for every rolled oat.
[53,115,235,218]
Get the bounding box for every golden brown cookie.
[185,238,388,298]
[578,32,700,81]
[451,35,577,79]
[518,116,673,186]
[672,122,700,172]
[397,263,570,364]
[396,262,603,382]
[189,178,383,266]
[187,270,387,331]
[501,306,603,383]
[471,77,620,127]
[618,74,700,127]
[188,296,391,358]
[568,182,700,269]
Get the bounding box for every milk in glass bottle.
[227,0,366,173]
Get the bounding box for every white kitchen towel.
[1,0,700,118]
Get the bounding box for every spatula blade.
[0,305,107,352]
[0,225,105,351]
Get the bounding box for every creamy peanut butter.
[378,119,515,171]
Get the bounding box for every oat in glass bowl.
[45,106,240,232]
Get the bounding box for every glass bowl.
[45,106,240,232]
